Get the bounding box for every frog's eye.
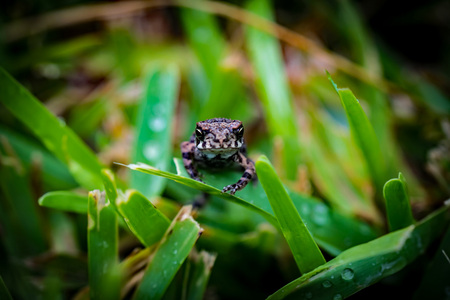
[195,128,204,140]
[236,127,244,138]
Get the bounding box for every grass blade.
[383,173,414,231]
[116,161,279,228]
[88,190,119,300]
[0,66,103,190]
[131,65,179,198]
[267,204,450,299]
[117,190,171,247]
[134,206,203,300]
[116,159,378,255]
[256,155,326,274]
[102,168,171,246]
[38,191,87,213]
[245,0,301,180]
[328,73,386,193]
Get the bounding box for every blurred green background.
[0,0,449,299]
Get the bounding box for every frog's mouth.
[198,147,239,154]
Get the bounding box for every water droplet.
[305,292,312,299]
[148,117,166,132]
[173,249,178,255]
[333,294,342,300]
[322,280,332,288]
[341,268,354,280]
[143,141,159,161]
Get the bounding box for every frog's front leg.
[222,152,255,195]
[181,141,203,182]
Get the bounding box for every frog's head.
[195,118,244,152]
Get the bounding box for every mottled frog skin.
[181,118,256,195]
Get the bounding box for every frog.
[181,118,256,195]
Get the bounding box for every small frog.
[181,118,256,195]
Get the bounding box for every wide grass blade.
[38,191,87,213]
[383,173,414,231]
[245,0,301,180]
[102,169,170,246]
[131,65,179,198]
[133,206,203,300]
[88,190,119,300]
[256,156,325,274]
[117,190,171,247]
[267,203,450,299]
[0,67,103,190]
[328,73,386,193]
[116,161,279,228]
[116,159,377,256]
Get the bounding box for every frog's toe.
[222,184,238,195]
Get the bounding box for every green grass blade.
[116,159,378,255]
[180,6,226,80]
[328,73,386,192]
[0,67,103,190]
[131,65,179,198]
[245,0,301,180]
[0,276,13,300]
[383,173,415,231]
[38,191,87,213]
[267,204,450,300]
[185,250,217,300]
[0,126,77,190]
[134,206,203,300]
[102,168,171,246]
[116,162,279,228]
[117,190,171,247]
[256,156,326,274]
[88,190,119,300]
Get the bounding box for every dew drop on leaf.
[341,268,354,280]
[322,280,332,288]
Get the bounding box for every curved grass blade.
[38,191,87,213]
[383,173,414,231]
[117,190,170,247]
[102,169,170,246]
[134,206,202,300]
[0,67,103,190]
[88,190,119,300]
[245,0,301,180]
[328,73,386,194]
[267,204,450,300]
[115,162,279,228]
[116,159,378,255]
[131,65,179,198]
[256,156,326,274]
